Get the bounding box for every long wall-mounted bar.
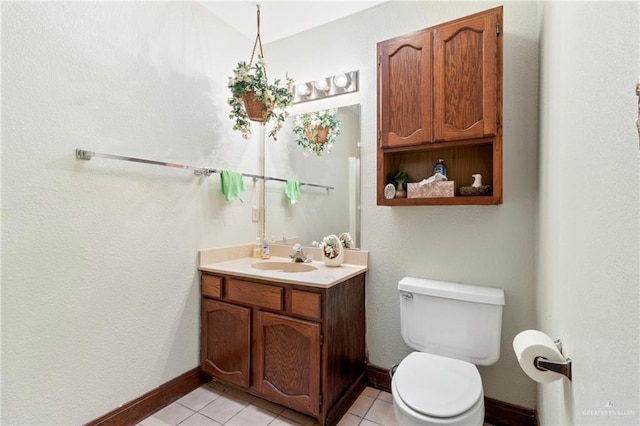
[75,148,334,191]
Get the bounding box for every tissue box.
[407,181,455,198]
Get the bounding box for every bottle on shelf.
[434,158,447,177]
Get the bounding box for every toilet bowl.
[392,277,505,426]
[391,352,484,426]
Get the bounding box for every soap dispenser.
[261,235,271,260]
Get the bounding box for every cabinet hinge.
[496,22,501,35]
[377,55,381,65]
[320,394,323,407]
[496,112,500,126]
[320,334,324,346]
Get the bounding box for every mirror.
[264,104,361,248]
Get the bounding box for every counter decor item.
[228,6,294,140]
[293,109,341,156]
[321,234,345,267]
[339,232,354,249]
[459,173,492,196]
[383,183,396,199]
[386,171,408,198]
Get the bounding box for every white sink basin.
[252,261,318,273]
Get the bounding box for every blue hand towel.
[220,170,245,201]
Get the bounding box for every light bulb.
[333,73,349,88]
[314,79,329,91]
[296,83,310,96]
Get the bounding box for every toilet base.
[392,376,485,426]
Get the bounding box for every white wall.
[1,2,262,423]
[266,1,540,408]
[537,2,640,425]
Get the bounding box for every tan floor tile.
[179,412,222,426]
[199,394,250,424]
[364,399,398,426]
[177,386,223,412]
[347,393,375,417]
[359,419,383,426]
[140,402,194,426]
[361,386,381,399]
[377,391,393,403]
[336,413,361,426]
[226,404,278,426]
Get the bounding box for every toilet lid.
[394,352,483,418]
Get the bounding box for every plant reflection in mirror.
[293,109,341,156]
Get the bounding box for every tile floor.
[138,381,398,426]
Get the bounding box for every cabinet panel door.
[254,311,321,416]
[434,11,498,141]
[201,299,251,388]
[378,30,433,148]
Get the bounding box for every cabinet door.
[378,30,433,148]
[201,299,251,388]
[254,311,321,416]
[433,10,499,141]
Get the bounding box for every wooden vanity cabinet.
[200,272,366,426]
[377,6,503,205]
[254,311,321,416]
[201,299,251,388]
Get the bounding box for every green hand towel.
[220,170,245,201]
[285,179,300,204]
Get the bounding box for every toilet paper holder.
[534,339,572,381]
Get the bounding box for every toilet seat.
[394,352,483,418]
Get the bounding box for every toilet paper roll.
[513,330,565,383]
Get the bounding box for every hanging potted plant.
[293,109,341,156]
[227,6,294,141]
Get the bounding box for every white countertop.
[198,244,368,288]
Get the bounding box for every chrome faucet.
[289,244,311,263]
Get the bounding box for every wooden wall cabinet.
[377,6,503,205]
[200,273,366,426]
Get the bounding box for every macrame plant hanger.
[243,5,271,122]
[249,5,265,78]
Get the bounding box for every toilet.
[391,277,505,426]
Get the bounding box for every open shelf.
[377,137,502,206]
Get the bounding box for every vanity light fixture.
[293,70,359,104]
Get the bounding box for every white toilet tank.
[398,276,505,366]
